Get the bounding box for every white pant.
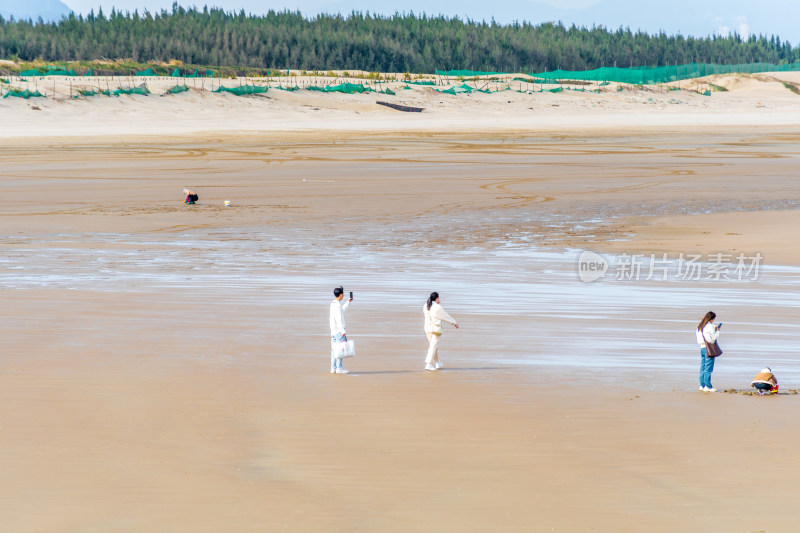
[425,331,441,365]
[331,335,344,369]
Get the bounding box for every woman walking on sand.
[697,311,722,392]
[423,291,459,371]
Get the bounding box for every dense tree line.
[1,4,798,72]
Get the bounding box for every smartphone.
[717,323,723,329]
[349,291,354,300]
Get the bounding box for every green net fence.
[435,70,507,77]
[305,83,372,93]
[326,82,370,93]
[45,68,77,76]
[19,67,78,77]
[213,84,267,95]
[530,62,800,84]
[3,88,45,99]
[166,85,189,94]
[113,85,150,96]
[136,67,156,76]
[76,89,104,97]
[74,89,110,97]
[275,85,301,91]
[436,83,495,94]
[513,76,556,84]
[403,80,436,85]
[436,63,800,84]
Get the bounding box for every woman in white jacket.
[423,291,459,371]
[696,311,722,392]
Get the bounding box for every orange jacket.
[751,372,777,388]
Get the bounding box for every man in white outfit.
[329,286,353,374]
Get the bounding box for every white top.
[329,298,350,336]
[423,302,457,334]
[696,322,720,347]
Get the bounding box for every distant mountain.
[0,0,72,22]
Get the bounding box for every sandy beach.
[2,83,800,531]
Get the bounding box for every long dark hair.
[698,311,716,332]
[427,291,439,310]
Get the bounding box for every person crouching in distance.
[751,367,778,395]
[423,291,459,371]
[184,188,199,204]
[329,286,353,374]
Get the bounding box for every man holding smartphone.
[329,286,353,374]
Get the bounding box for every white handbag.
[334,340,356,359]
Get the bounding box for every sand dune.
[3,72,800,138]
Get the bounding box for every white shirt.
[330,298,350,336]
[423,302,457,334]
[696,322,720,347]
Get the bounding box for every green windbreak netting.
[76,88,106,97]
[3,88,45,99]
[305,83,372,93]
[435,70,508,77]
[326,82,371,93]
[186,69,200,78]
[531,62,800,84]
[275,85,301,91]
[113,85,150,96]
[513,77,556,84]
[205,70,215,77]
[403,80,436,85]
[84,68,93,76]
[436,83,478,94]
[136,67,156,76]
[379,88,395,95]
[45,67,77,76]
[213,84,267,95]
[171,68,181,77]
[166,85,189,94]
[0,78,8,84]
[20,67,77,76]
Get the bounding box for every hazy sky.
[60,0,800,44]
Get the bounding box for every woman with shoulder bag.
[423,292,459,371]
[696,311,722,392]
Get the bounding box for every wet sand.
[2,131,800,531]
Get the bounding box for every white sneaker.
[699,386,704,391]
[435,361,443,369]
[331,368,337,374]
[425,364,436,371]
[335,368,350,374]
[703,386,717,392]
